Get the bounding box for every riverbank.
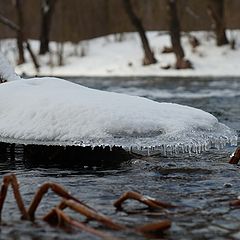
[2,31,240,78]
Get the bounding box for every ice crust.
[0,77,236,154]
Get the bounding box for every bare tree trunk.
[167,0,192,69]
[14,0,25,64]
[0,14,40,72]
[122,0,157,65]
[25,41,40,71]
[57,42,64,66]
[39,0,57,55]
[207,0,228,46]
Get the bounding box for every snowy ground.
[1,31,240,77]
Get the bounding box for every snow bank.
[3,31,239,77]
[0,77,236,154]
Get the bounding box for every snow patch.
[2,31,239,77]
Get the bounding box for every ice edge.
[0,134,237,157]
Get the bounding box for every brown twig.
[114,191,175,210]
[0,174,29,221]
[0,174,172,239]
[28,182,84,220]
[44,208,116,239]
[229,147,240,164]
[136,219,171,233]
[230,199,240,207]
[59,199,124,230]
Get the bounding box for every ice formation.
[0,53,237,155]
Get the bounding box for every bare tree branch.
[0,14,20,32]
[0,13,39,72]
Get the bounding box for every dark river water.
[1,77,240,240]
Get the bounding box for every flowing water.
[0,77,240,240]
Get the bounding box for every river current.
[0,76,240,239]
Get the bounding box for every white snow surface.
[0,77,236,151]
[2,31,239,77]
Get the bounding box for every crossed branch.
[0,174,173,239]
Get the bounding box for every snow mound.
[0,77,236,154]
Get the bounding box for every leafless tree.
[39,0,57,55]
[207,0,228,46]
[122,0,157,65]
[167,0,192,69]
[0,14,39,72]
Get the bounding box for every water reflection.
[0,142,132,171]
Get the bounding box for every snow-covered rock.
[0,52,236,154]
[0,77,236,152]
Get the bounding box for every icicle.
[124,146,129,152]
[163,144,166,156]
